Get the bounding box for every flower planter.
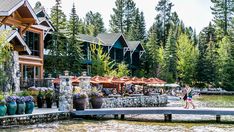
[37,95,44,108]
[17,103,25,114]
[90,97,103,109]
[25,102,34,114]
[0,105,7,116]
[46,97,53,108]
[73,98,87,110]
[7,102,17,115]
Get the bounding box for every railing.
[20,78,54,90]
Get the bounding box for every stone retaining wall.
[101,94,168,108]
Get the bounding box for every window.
[24,31,40,56]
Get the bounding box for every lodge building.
[0,0,53,91]
[0,0,145,90]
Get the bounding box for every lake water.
[3,95,234,132]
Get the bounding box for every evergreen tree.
[196,23,218,86]
[124,0,136,36]
[85,11,105,36]
[66,3,83,75]
[211,0,234,36]
[176,33,198,85]
[110,0,125,33]
[164,29,177,82]
[128,10,146,41]
[109,0,136,36]
[155,0,173,47]
[45,0,67,76]
[216,36,231,87]
[222,40,234,90]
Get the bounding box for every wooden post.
[164,114,172,122]
[114,114,119,119]
[121,114,125,120]
[216,115,221,123]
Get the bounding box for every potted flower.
[5,96,17,115]
[73,92,88,110]
[89,87,103,109]
[0,94,7,116]
[45,90,54,108]
[24,96,34,114]
[37,90,44,108]
[16,96,25,114]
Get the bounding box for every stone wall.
[101,94,168,108]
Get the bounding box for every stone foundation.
[101,94,168,108]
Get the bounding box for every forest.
[43,0,234,90]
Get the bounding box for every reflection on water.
[2,95,234,132]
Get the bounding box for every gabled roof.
[34,4,55,31]
[97,33,128,47]
[1,30,31,55]
[78,34,103,45]
[0,0,39,24]
[128,41,145,52]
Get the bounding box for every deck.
[71,107,234,122]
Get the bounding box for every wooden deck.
[71,107,234,122]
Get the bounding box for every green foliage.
[211,0,234,36]
[216,36,230,87]
[128,9,146,41]
[85,11,105,36]
[176,33,198,85]
[109,0,136,36]
[90,43,116,76]
[115,62,130,77]
[0,30,12,92]
[155,0,173,47]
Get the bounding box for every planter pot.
[7,102,17,115]
[0,105,7,116]
[17,103,25,114]
[90,97,103,109]
[37,95,44,108]
[25,101,34,114]
[16,103,25,114]
[46,97,53,108]
[73,98,87,110]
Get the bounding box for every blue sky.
[29,0,213,32]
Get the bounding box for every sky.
[29,0,213,33]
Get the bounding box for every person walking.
[185,85,195,109]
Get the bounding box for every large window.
[24,31,40,56]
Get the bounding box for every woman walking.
[185,85,195,109]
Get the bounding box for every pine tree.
[109,0,125,33]
[124,0,136,36]
[45,0,67,76]
[128,8,141,40]
[155,0,173,47]
[196,23,218,86]
[217,36,231,87]
[66,3,83,75]
[109,0,136,35]
[211,0,234,36]
[139,11,146,41]
[164,29,177,83]
[85,11,105,36]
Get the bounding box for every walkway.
[72,107,234,122]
